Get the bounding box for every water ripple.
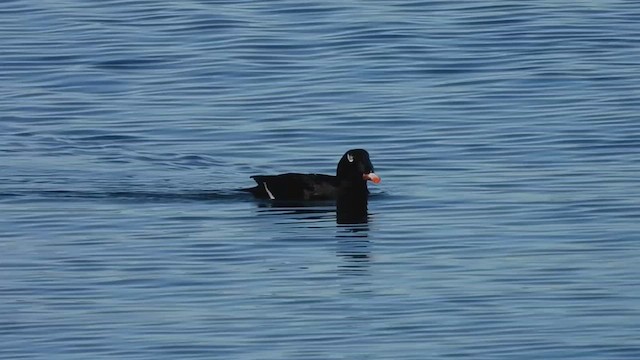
[2,0,640,359]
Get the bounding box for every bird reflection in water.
[255,199,370,225]
[336,223,371,275]
[254,200,373,275]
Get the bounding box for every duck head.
[336,149,381,185]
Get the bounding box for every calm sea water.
[2,1,640,359]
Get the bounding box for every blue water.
[2,1,640,359]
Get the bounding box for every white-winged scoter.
[245,149,380,201]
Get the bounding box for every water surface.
[2,1,640,359]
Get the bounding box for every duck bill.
[363,172,381,184]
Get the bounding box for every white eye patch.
[347,153,354,163]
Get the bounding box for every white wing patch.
[263,182,275,200]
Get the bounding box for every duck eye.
[347,153,354,163]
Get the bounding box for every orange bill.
[363,172,381,184]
